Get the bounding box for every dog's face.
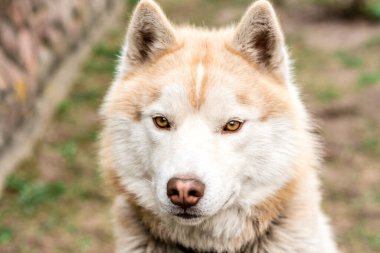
[101,0,302,225]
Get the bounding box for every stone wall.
[0,0,116,152]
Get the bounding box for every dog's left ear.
[233,0,288,78]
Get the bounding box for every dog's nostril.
[166,176,205,209]
[188,189,199,197]
[167,189,179,196]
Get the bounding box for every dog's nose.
[167,176,205,209]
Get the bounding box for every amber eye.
[223,120,243,133]
[153,116,171,129]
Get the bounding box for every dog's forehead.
[111,32,291,121]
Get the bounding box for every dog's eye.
[153,116,171,129]
[223,120,243,133]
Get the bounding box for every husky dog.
[99,0,339,252]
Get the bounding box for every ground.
[0,1,379,252]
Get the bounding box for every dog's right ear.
[123,0,176,69]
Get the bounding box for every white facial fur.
[105,65,299,226]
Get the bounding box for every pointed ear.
[124,0,176,68]
[233,0,287,77]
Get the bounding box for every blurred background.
[0,0,379,252]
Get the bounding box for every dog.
[99,0,340,252]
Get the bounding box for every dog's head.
[101,0,307,225]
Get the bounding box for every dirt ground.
[1,1,379,252]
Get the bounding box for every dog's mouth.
[174,212,202,219]
[169,211,205,225]
[168,208,204,220]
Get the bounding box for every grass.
[56,141,78,162]
[127,0,139,6]
[92,43,121,58]
[0,228,12,244]
[344,225,380,252]
[367,2,380,20]
[14,180,65,213]
[317,86,339,102]
[359,132,380,155]
[365,35,380,48]
[335,51,363,69]
[357,71,380,88]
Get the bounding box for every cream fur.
[99,0,340,252]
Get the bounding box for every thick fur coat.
[99,0,340,252]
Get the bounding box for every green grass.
[72,88,103,104]
[367,2,380,20]
[56,87,103,120]
[56,141,78,162]
[365,35,380,48]
[0,227,12,244]
[359,135,380,155]
[335,51,363,69]
[17,182,65,211]
[57,99,72,118]
[82,42,120,75]
[357,71,380,88]
[73,129,99,143]
[127,0,139,6]
[6,175,65,214]
[83,61,116,74]
[345,225,380,252]
[93,43,120,58]
[317,86,339,102]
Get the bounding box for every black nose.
[166,176,205,209]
